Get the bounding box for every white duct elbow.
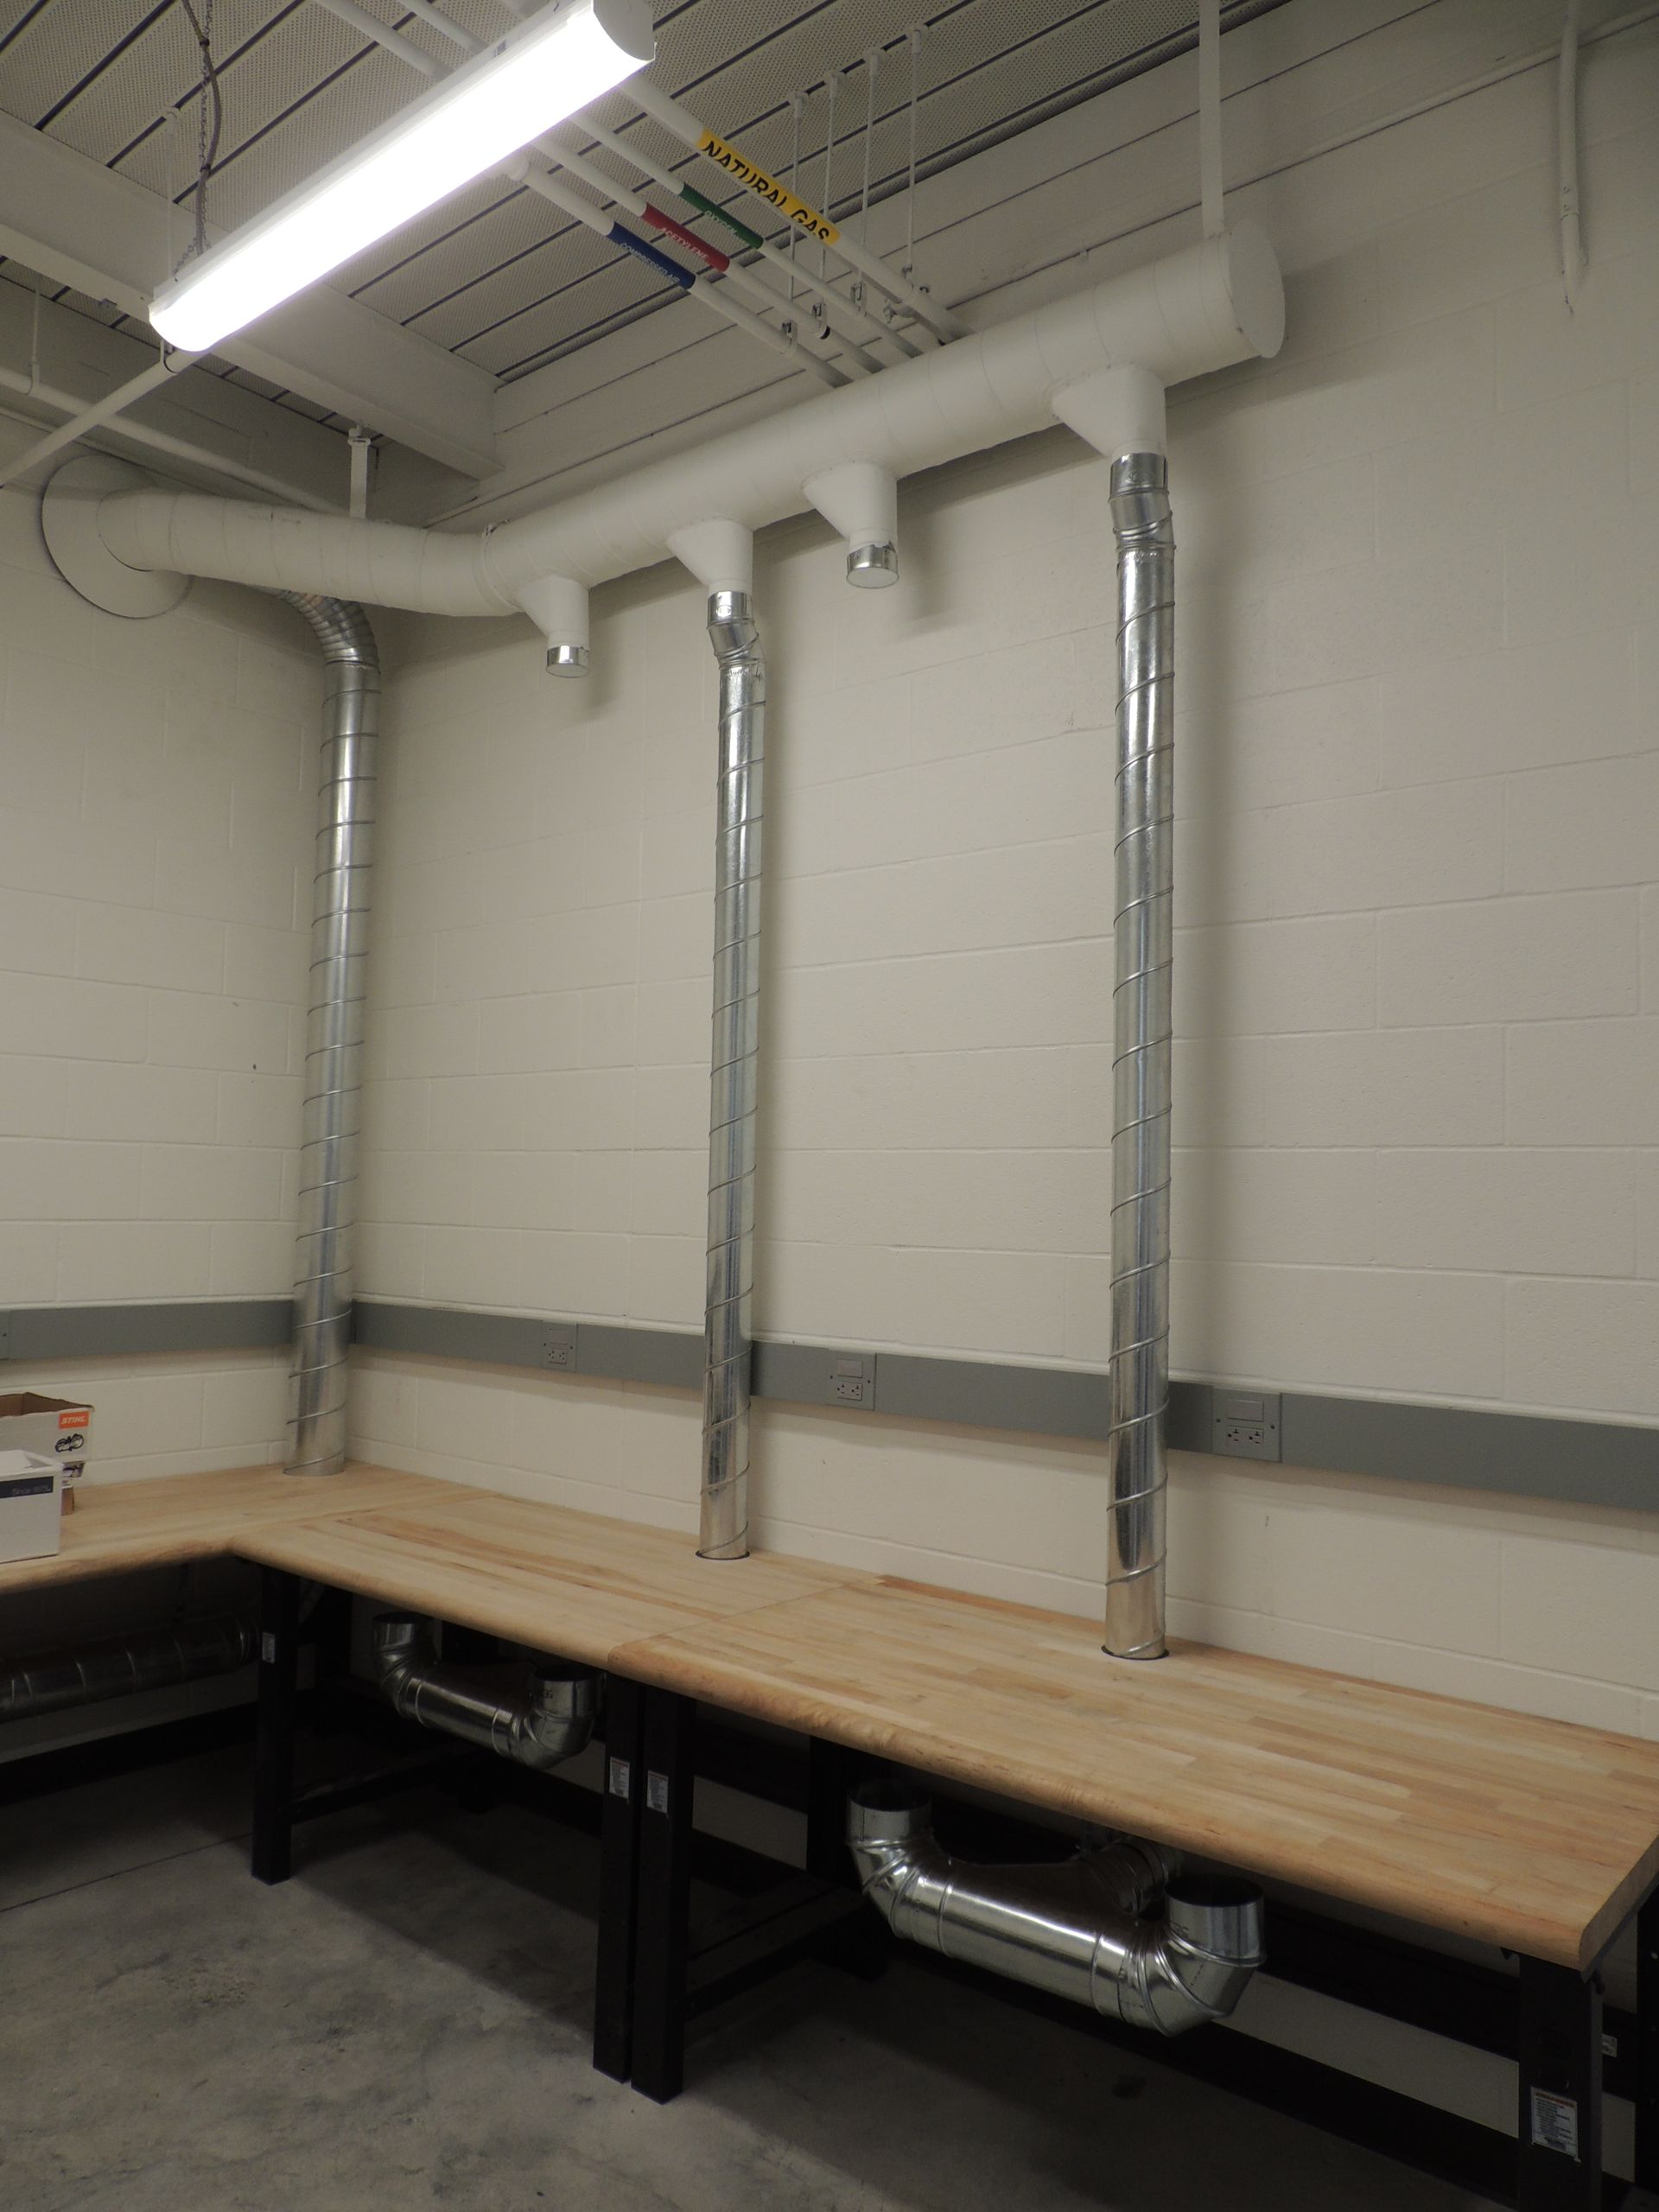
[516,572,591,675]
[804,459,899,588]
[372,1614,596,1773]
[848,1781,1263,2037]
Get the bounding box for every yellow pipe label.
[697,130,839,245]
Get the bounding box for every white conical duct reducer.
[804,460,899,587]
[47,226,1284,661]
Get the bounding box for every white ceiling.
[0,0,1287,438]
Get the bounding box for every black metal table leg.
[251,1566,301,1885]
[629,1688,695,2103]
[594,1675,645,2083]
[1637,1888,1659,2198]
[805,1734,852,1885]
[1517,1955,1603,2211]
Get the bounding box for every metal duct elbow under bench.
[3,1461,1657,2210]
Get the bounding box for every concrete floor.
[0,1745,1502,2212]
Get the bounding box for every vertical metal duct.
[282,595,379,1478]
[1103,456,1175,1659]
[698,588,765,1560]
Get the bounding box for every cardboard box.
[0,1394,94,1515]
[0,1450,61,1563]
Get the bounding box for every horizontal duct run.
[372,1614,595,1773]
[71,226,1282,638]
[0,1615,254,1726]
[848,1780,1263,2036]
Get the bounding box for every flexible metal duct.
[848,1780,1262,2035]
[1103,455,1176,1661]
[283,595,379,1478]
[371,1614,595,1772]
[0,1614,253,1725]
[699,589,766,1560]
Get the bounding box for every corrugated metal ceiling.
[0,0,1284,435]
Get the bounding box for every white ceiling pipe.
[1051,362,1169,464]
[626,78,968,342]
[804,458,899,588]
[0,363,340,511]
[78,225,1283,637]
[0,352,200,493]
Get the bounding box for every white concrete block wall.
[0,486,316,1471]
[350,24,1659,1733]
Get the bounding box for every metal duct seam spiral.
[371,1614,595,1772]
[699,589,765,1560]
[848,1781,1262,2036]
[0,1615,254,1725]
[282,594,379,1478]
[1104,455,1175,1661]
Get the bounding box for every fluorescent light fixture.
[149,0,653,353]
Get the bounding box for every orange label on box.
[60,1409,89,1427]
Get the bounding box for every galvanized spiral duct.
[699,588,765,1560]
[1103,456,1175,1659]
[282,594,378,1478]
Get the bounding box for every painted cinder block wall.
[0,480,315,1472]
[349,22,1659,1741]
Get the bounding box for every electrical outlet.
[829,1355,874,1408]
[542,1331,576,1372]
[1211,1389,1281,1463]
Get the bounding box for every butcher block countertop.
[10,1460,1656,1972]
[0,1462,454,1597]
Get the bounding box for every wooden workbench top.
[0,1462,457,1597]
[232,1483,872,1668]
[106,1460,1653,1974]
[613,1577,1659,1972]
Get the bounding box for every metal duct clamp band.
[848,1780,1262,2036]
[372,1613,596,1772]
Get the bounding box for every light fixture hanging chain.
[177,0,222,267]
[903,23,922,278]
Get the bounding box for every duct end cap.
[847,541,899,588]
[546,642,591,677]
[42,454,189,619]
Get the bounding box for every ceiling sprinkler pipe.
[804,458,899,587]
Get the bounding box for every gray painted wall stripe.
[352,1300,1657,1513]
[3,1299,1653,1512]
[2,1300,292,1362]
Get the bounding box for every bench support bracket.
[1517,1955,1603,2211]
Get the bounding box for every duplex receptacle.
[1211,1389,1281,1464]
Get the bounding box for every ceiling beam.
[0,111,500,480]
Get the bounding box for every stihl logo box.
[0,1394,94,1514]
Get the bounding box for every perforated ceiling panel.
[0,0,1287,429]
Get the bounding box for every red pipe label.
[642,202,729,272]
